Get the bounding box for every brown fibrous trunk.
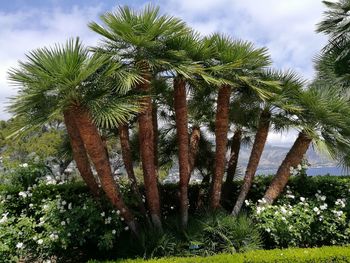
[232,110,270,216]
[174,77,190,228]
[73,106,137,234]
[119,124,147,216]
[63,109,100,198]
[152,102,159,173]
[263,131,312,204]
[211,85,231,210]
[189,126,201,178]
[138,75,162,229]
[225,128,242,185]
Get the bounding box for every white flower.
[256,206,265,215]
[43,204,49,210]
[18,191,27,198]
[320,203,328,210]
[297,164,302,170]
[313,207,320,214]
[244,200,250,206]
[281,216,286,221]
[170,206,174,210]
[116,210,120,215]
[61,200,67,206]
[49,233,58,240]
[258,198,267,204]
[112,229,117,234]
[266,228,271,233]
[61,221,66,226]
[101,212,105,217]
[16,242,24,249]
[37,239,43,245]
[0,213,8,224]
[320,195,326,201]
[300,197,305,202]
[335,199,346,208]
[333,210,344,217]
[286,194,295,199]
[280,207,287,215]
[19,163,28,168]
[29,203,34,208]
[124,226,129,231]
[68,203,72,210]
[67,233,71,237]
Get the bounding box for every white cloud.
[0,6,102,119]
[162,0,327,79]
[267,129,298,146]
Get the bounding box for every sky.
[0,0,329,145]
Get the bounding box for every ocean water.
[256,166,348,176]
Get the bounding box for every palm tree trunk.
[101,135,109,160]
[225,128,242,184]
[63,109,100,198]
[263,131,312,204]
[152,102,159,173]
[174,77,190,228]
[73,106,137,234]
[119,124,147,216]
[232,110,271,216]
[211,85,231,210]
[189,126,201,177]
[138,76,162,230]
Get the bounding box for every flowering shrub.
[250,191,350,248]
[0,164,129,262]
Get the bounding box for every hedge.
[90,246,350,263]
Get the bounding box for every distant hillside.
[237,144,337,170]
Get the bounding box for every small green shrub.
[185,212,262,255]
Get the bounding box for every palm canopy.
[89,5,192,73]
[8,38,142,133]
[317,0,350,42]
[202,33,280,100]
[291,83,350,167]
[317,1,350,84]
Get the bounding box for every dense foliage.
[2,164,350,261]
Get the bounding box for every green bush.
[0,164,129,262]
[89,246,350,263]
[251,188,350,248]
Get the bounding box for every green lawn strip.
[89,246,350,263]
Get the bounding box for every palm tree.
[8,38,141,233]
[204,34,273,209]
[232,70,304,215]
[89,5,190,229]
[263,85,350,204]
[317,0,350,46]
